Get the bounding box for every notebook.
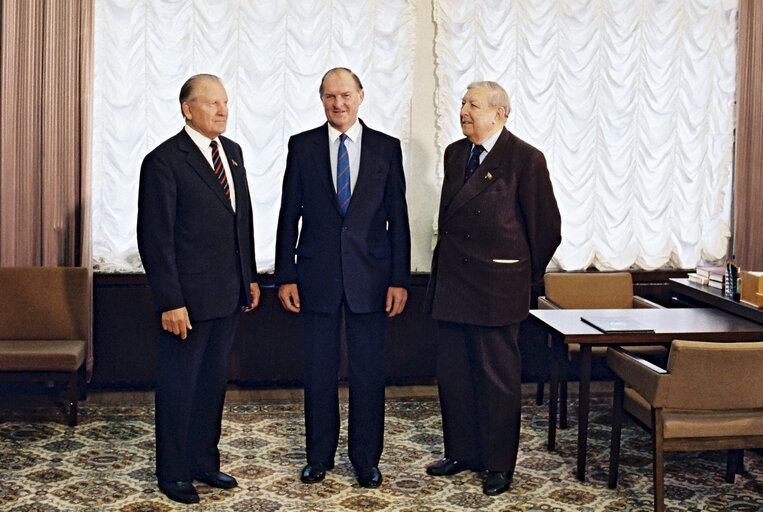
[580,316,655,334]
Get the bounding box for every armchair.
[537,272,667,427]
[607,341,763,512]
[0,267,89,425]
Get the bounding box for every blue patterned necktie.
[337,133,351,215]
[464,144,485,182]
[209,140,230,197]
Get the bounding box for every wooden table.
[529,307,763,481]
[669,277,763,324]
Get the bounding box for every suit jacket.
[137,129,257,321]
[275,120,410,314]
[426,128,561,326]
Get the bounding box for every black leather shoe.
[193,471,238,489]
[300,463,333,484]
[158,480,199,504]
[426,458,480,476]
[483,471,511,496]
[357,467,382,488]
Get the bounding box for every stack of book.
[688,265,725,290]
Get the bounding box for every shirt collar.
[185,123,220,148]
[328,119,362,143]
[474,127,502,153]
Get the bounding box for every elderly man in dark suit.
[138,74,260,504]
[425,81,561,496]
[275,68,410,488]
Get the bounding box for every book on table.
[696,265,725,279]
[580,316,655,334]
[688,273,709,285]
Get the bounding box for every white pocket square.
[492,259,519,264]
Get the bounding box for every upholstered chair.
[607,340,763,512]
[537,272,667,426]
[0,267,89,425]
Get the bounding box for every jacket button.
[443,230,449,235]
[474,209,481,215]
[464,234,471,240]
[342,226,349,232]
[462,257,468,264]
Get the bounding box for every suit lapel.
[220,136,245,215]
[442,128,513,223]
[311,123,342,216]
[348,120,378,217]
[178,130,234,214]
[439,140,471,219]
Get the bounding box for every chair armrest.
[538,296,562,310]
[607,347,669,405]
[633,295,664,309]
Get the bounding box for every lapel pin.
[231,160,239,167]
[486,172,493,179]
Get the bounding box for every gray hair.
[179,74,222,119]
[467,81,511,117]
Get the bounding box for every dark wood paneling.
[92,270,688,389]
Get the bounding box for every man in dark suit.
[137,74,260,504]
[275,67,410,488]
[424,81,561,496]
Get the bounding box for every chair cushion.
[544,272,634,309]
[624,388,763,438]
[663,408,763,439]
[0,340,86,372]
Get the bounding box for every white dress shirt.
[472,127,502,165]
[328,120,362,194]
[184,124,236,211]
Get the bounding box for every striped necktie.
[337,133,351,215]
[209,140,230,197]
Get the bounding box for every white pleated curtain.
[93,0,738,274]
[434,0,738,270]
[91,0,416,272]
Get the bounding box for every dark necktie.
[464,144,485,182]
[337,133,351,215]
[209,140,230,197]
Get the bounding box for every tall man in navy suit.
[425,81,561,496]
[275,68,411,488]
[138,74,260,504]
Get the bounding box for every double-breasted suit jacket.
[427,127,561,326]
[275,120,410,311]
[138,129,257,319]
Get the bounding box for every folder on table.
[580,316,655,334]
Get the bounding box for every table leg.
[576,344,592,481]
[560,348,568,429]
[547,333,562,451]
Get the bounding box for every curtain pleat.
[90,0,417,273]
[433,0,738,271]
[734,0,763,270]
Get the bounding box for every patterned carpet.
[1,394,761,511]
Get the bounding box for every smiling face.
[460,86,505,144]
[321,70,364,133]
[182,77,229,139]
